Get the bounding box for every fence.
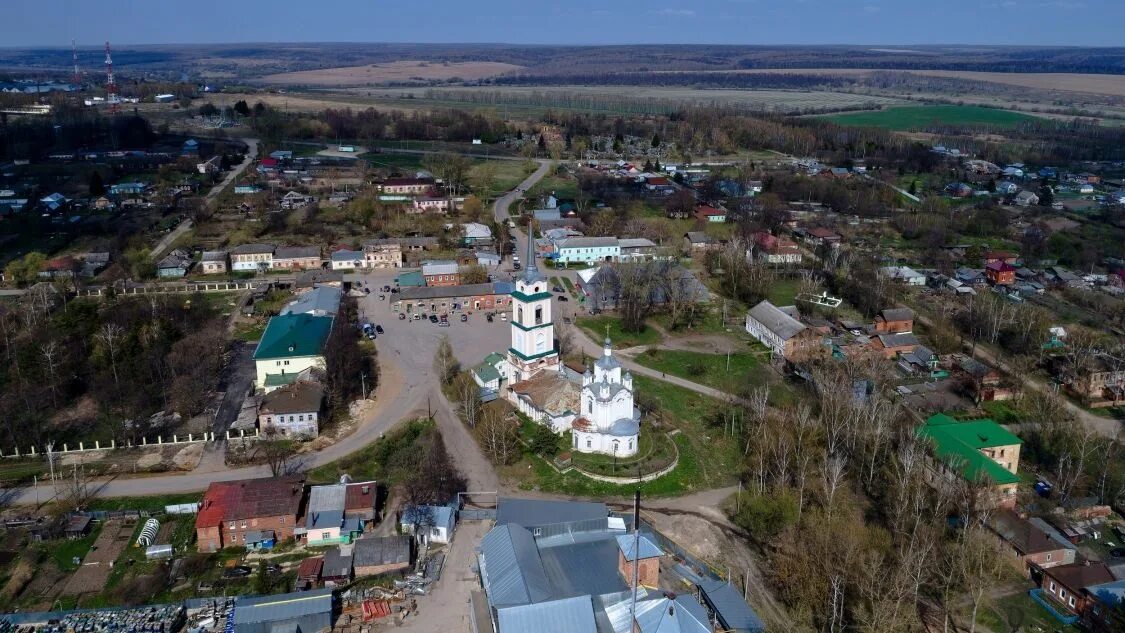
[0,432,217,459]
[76,280,267,297]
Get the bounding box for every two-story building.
[377,177,435,195]
[744,300,821,361]
[272,246,322,270]
[363,239,404,268]
[750,232,802,265]
[556,237,620,265]
[258,380,324,438]
[918,413,1022,508]
[253,313,334,391]
[231,243,275,272]
[195,476,306,552]
[422,260,460,287]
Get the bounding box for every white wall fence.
[0,432,218,459]
[77,280,267,297]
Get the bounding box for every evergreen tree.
[88,171,105,196]
[651,132,661,148]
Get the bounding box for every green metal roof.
[508,347,559,362]
[396,271,425,287]
[511,290,553,303]
[919,414,1022,486]
[483,352,506,366]
[253,313,333,361]
[473,363,501,384]
[264,372,301,388]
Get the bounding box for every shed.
[352,535,411,577]
[232,588,333,633]
[146,544,173,560]
[697,578,767,632]
[64,515,92,539]
[321,548,353,586]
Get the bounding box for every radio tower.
[104,41,119,114]
[71,40,80,87]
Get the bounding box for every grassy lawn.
[569,429,678,478]
[977,590,1083,633]
[817,105,1040,130]
[0,458,47,486]
[633,349,772,392]
[766,277,802,306]
[649,306,749,338]
[233,322,265,342]
[507,376,740,497]
[307,418,434,484]
[527,172,578,201]
[577,315,662,349]
[86,492,203,513]
[47,522,104,571]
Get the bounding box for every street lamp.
[612,441,618,474]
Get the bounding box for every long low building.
[393,282,514,314]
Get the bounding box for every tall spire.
[521,219,543,284]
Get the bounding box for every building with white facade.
[555,237,620,266]
[507,240,559,381]
[571,339,640,457]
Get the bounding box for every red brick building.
[986,260,1016,285]
[874,308,914,334]
[195,476,306,552]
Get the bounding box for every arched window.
[587,399,592,414]
[518,307,524,322]
[535,332,545,352]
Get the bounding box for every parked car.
[438,321,450,327]
[552,286,563,293]
[486,314,494,322]
[557,295,568,302]
[460,314,468,322]
[500,313,508,321]
[222,566,253,578]
[398,313,407,320]
[375,325,384,334]
[429,315,439,323]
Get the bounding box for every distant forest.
[2,44,1125,79]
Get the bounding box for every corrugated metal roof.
[280,285,342,317]
[697,578,766,632]
[307,484,346,530]
[479,524,554,608]
[496,595,597,633]
[746,300,805,341]
[232,588,333,625]
[634,594,712,633]
[353,535,410,568]
[496,498,607,530]
[538,536,625,598]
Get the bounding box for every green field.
[818,105,1039,130]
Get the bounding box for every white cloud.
[657,8,697,16]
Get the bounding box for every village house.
[1015,190,1040,206]
[321,548,353,586]
[231,243,275,272]
[410,197,455,214]
[986,260,1017,285]
[744,300,822,362]
[393,282,514,314]
[422,260,460,287]
[874,308,914,334]
[745,232,796,264]
[400,505,456,545]
[880,265,926,286]
[870,332,921,359]
[556,236,620,265]
[1060,354,1124,406]
[1084,580,1125,633]
[200,251,228,275]
[280,191,314,210]
[253,313,334,391]
[918,413,1022,508]
[352,536,412,578]
[694,204,727,223]
[156,249,192,278]
[329,249,364,270]
[303,484,365,547]
[197,155,220,175]
[987,510,1077,575]
[377,177,435,195]
[683,231,718,252]
[1041,562,1115,617]
[461,222,493,246]
[362,239,403,268]
[195,476,306,552]
[954,355,1014,403]
[258,380,324,438]
[618,238,659,261]
[806,227,843,247]
[272,246,322,270]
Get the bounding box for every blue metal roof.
[496,498,607,530]
[479,524,554,608]
[697,578,766,632]
[633,594,711,633]
[401,504,455,530]
[616,534,662,561]
[233,588,333,625]
[1086,579,1125,606]
[496,595,597,633]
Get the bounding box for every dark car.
[460,314,468,322]
[557,295,568,301]
[552,286,563,293]
[429,315,439,323]
[486,314,494,322]
[375,325,384,334]
[222,566,253,579]
[398,313,407,320]
[383,285,391,292]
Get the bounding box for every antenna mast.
[104,41,118,114]
[71,40,80,87]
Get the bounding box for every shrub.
[732,488,799,541]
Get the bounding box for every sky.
[4,0,1123,47]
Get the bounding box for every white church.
[496,232,641,458]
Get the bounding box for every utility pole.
[360,371,368,400]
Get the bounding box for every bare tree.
[820,451,847,514]
[259,429,298,477]
[39,341,61,409]
[432,335,459,385]
[453,372,482,428]
[475,406,519,465]
[96,323,124,386]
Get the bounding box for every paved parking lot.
[352,271,513,371]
